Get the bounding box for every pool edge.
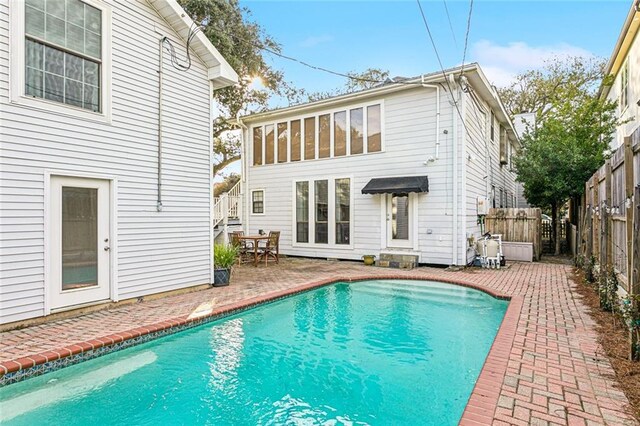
[0,273,519,426]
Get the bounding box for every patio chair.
[258,231,280,265]
[229,231,252,264]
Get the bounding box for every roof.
[599,1,640,99]
[146,0,238,89]
[240,63,518,142]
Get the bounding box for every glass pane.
[25,6,45,39]
[26,0,45,10]
[367,104,382,152]
[290,120,301,162]
[65,52,83,80]
[252,127,263,166]
[46,0,65,19]
[45,13,66,46]
[277,122,288,163]
[66,0,85,26]
[315,180,328,244]
[44,72,64,102]
[65,78,83,107]
[83,60,99,86]
[44,45,64,75]
[84,30,101,59]
[66,22,85,54]
[26,68,44,97]
[83,84,99,112]
[350,108,363,155]
[26,39,44,70]
[335,178,350,245]
[62,187,98,290]
[318,114,330,158]
[296,182,309,243]
[265,124,274,164]
[85,4,101,33]
[334,111,346,157]
[304,117,315,160]
[392,195,409,240]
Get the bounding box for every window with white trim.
[251,190,264,214]
[25,0,102,112]
[621,60,629,110]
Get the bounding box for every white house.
[238,64,518,267]
[0,0,237,326]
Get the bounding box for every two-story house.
[0,0,237,326]
[238,64,518,267]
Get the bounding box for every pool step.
[351,283,491,307]
[362,280,486,299]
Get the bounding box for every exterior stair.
[213,180,242,244]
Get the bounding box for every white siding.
[0,0,213,323]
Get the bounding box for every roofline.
[147,0,238,88]
[599,1,639,99]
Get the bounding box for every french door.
[387,194,413,248]
[49,176,111,310]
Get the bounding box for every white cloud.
[299,35,334,48]
[471,40,595,87]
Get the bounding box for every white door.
[50,176,111,310]
[387,194,413,248]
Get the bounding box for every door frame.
[44,170,118,315]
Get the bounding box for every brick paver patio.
[0,258,637,425]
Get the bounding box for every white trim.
[251,189,265,215]
[10,0,113,123]
[209,82,215,283]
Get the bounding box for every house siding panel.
[0,0,213,324]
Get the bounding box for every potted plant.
[362,254,376,266]
[213,243,238,286]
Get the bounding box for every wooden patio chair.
[229,231,252,264]
[258,231,280,265]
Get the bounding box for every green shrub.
[214,244,238,269]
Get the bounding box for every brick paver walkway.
[0,259,637,425]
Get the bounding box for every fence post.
[625,137,634,289]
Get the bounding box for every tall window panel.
[318,114,330,158]
[252,190,264,214]
[304,117,315,160]
[314,180,328,244]
[335,178,350,244]
[265,124,274,164]
[350,108,363,154]
[290,119,301,161]
[25,0,102,112]
[333,111,347,157]
[277,122,288,163]
[296,182,309,243]
[367,105,381,152]
[252,127,263,166]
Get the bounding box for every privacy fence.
[579,135,640,360]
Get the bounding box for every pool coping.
[0,273,522,424]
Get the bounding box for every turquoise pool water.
[0,280,508,425]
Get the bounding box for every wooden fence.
[485,208,542,260]
[579,135,640,360]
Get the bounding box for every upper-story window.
[490,111,495,143]
[621,60,629,111]
[251,102,383,166]
[25,0,102,112]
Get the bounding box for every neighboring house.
[238,64,518,266]
[601,0,640,149]
[512,112,535,208]
[0,0,237,325]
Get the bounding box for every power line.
[460,0,474,78]
[442,0,458,48]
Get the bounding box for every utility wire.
[442,0,458,48]
[459,0,474,78]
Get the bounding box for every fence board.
[485,208,542,260]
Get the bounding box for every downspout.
[157,37,166,212]
[451,74,459,265]
[460,84,468,266]
[421,77,440,160]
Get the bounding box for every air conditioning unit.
[477,196,489,215]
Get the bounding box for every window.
[265,124,274,164]
[318,114,330,158]
[334,111,347,157]
[291,119,301,161]
[621,60,629,110]
[335,178,350,244]
[367,104,382,152]
[304,117,315,160]
[253,127,263,166]
[296,182,309,243]
[315,180,329,243]
[252,190,264,214]
[350,107,364,155]
[490,111,495,143]
[499,126,508,165]
[391,195,409,240]
[25,0,102,112]
[499,188,504,208]
[277,122,288,163]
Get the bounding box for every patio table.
[238,235,270,267]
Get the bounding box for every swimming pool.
[0,279,508,425]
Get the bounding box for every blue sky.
[242,0,629,100]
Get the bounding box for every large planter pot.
[362,255,376,266]
[213,268,231,286]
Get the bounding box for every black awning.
[361,176,429,195]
